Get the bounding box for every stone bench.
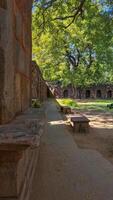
[68,114,90,133]
[0,106,46,200]
[60,105,71,114]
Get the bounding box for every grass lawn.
[57,98,78,108]
[57,98,113,112]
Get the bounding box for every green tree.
[32,0,113,87]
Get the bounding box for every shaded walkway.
[31,100,113,200]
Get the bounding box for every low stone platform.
[67,114,90,133]
[60,106,71,114]
[0,106,46,200]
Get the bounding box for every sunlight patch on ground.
[88,115,113,129]
[48,120,66,125]
[91,122,113,129]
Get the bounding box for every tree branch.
[66,47,81,70]
[53,0,86,28]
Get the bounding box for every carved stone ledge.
[0,106,46,199]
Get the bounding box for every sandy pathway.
[31,100,113,200]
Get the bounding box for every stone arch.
[107,90,112,99]
[86,90,90,98]
[0,0,7,9]
[63,90,68,98]
[78,90,82,99]
[96,90,101,98]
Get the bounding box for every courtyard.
[57,98,113,165]
[30,100,113,200]
[1,1,113,199]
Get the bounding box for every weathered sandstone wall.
[0,0,32,124]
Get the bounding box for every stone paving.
[31,100,113,200]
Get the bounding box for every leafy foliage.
[57,98,78,108]
[32,99,41,108]
[32,0,113,87]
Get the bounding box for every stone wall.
[0,0,32,124]
[76,85,113,99]
[32,61,47,102]
[0,1,47,200]
[49,82,113,99]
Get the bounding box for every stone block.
[68,114,90,133]
[0,106,46,199]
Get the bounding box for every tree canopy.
[32,0,113,87]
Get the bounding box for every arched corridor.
[107,90,112,99]
[86,90,91,98]
[96,90,102,98]
[63,90,68,98]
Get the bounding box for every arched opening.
[78,90,82,99]
[0,0,7,9]
[96,90,101,98]
[86,90,90,98]
[107,90,112,99]
[63,90,68,98]
[47,87,53,98]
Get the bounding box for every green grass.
[57,98,78,109]
[57,98,113,112]
[77,99,113,112]
[32,99,41,108]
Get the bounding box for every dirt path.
[71,110,113,165]
[31,100,113,200]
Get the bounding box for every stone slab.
[0,106,46,199]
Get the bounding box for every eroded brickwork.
[48,82,76,99]
[32,61,47,102]
[0,0,32,124]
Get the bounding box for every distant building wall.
[49,82,113,99]
[76,85,113,99]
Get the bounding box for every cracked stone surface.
[0,107,45,147]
